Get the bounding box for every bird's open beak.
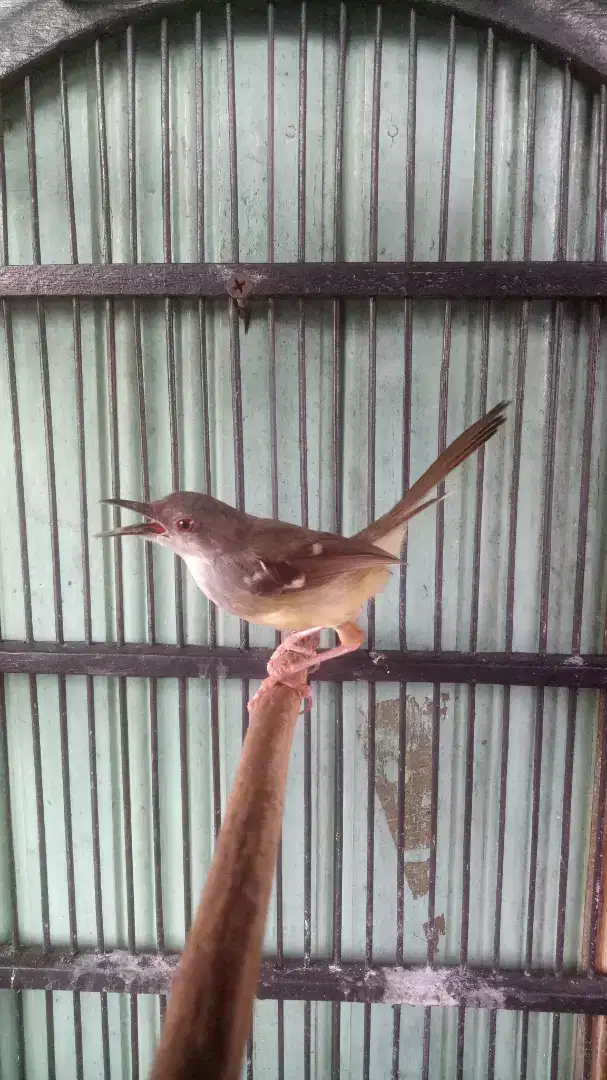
[96,498,167,539]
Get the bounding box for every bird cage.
[1,0,607,1077]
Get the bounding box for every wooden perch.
[150,634,319,1080]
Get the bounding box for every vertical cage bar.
[551,79,586,1073]
[393,12,416,1076]
[95,38,139,1076]
[126,31,157,654]
[583,83,607,1080]
[588,682,607,1079]
[2,76,47,1079]
[195,9,221,850]
[2,100,45,954]
[160,14,189,946]
[267,0,279,549]
[363,9,382,1079]
[0,681,18,938]
[0,87,20,962]
[130,16,155,1047]
[456,27,493,1080]
[160,16,180,968]
[330,7,347,1073]
[422,17,455,1080]
[0,236,25,1072]
[521,60,571,1080]
[225,0,248,635]
[61,49,110,1072]
[25,73,63,1080]
[225,20,252,1076]
[26,77,78,940]
[487,42,536,1080]
[588,666,607,1070]
[587,100,607,966]
[266,5,284,1075]
[296,6,312,1076]
[576,308,601,1078]
[0,678,24,1077]
[226,1,240,270]
[26,70,74,929]
[58,54,89,1080]
[161,14,191,958]
[555,69,580,979]
[587,504,607,1080]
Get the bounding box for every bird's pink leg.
[283,622,365,677]
[247,623,365,713]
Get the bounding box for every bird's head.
[97,491,244,558]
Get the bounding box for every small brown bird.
[99,401,507,686]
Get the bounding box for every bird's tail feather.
[356,400,508,556]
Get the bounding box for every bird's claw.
[247,631,320,713]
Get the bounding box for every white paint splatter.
[381,966,457,1007]
[380,966,507,1010]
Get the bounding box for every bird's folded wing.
[239,522,399,597]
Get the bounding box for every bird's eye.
[176,518,194,532]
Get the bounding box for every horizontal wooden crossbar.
[1,948,606,1013]
[1,262,607,298]
[1,642,606,687]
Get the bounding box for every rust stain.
[358,693,450,899]
[423,913,446,961]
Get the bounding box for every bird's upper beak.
[96,498,167,538]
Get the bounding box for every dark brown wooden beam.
[1,641,606,688]
[1,262,607,299]
[2,0,607,87]
[1,947,607,1013]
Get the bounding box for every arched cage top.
[0,1,605,291]
[1,0,607,87]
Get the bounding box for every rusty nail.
[227,273,253,334]
[226,273,253,300]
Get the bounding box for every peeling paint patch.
[405,860,430,899]
[423,913,446,960]
[358,693,449,898]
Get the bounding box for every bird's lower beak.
[97,498,167,539]
[97,522,165,538]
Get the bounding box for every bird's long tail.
[356,400,508,556]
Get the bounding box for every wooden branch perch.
[149,634,319,1080]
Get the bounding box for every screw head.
[226,274,252,299]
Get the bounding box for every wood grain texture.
[149,638,317,1080]
[2,261,607,297]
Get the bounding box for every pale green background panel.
[0,3,606,1077]
[0,994,583,1079]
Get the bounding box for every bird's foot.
[247,629,322,714]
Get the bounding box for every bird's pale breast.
[183,554,391,631]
